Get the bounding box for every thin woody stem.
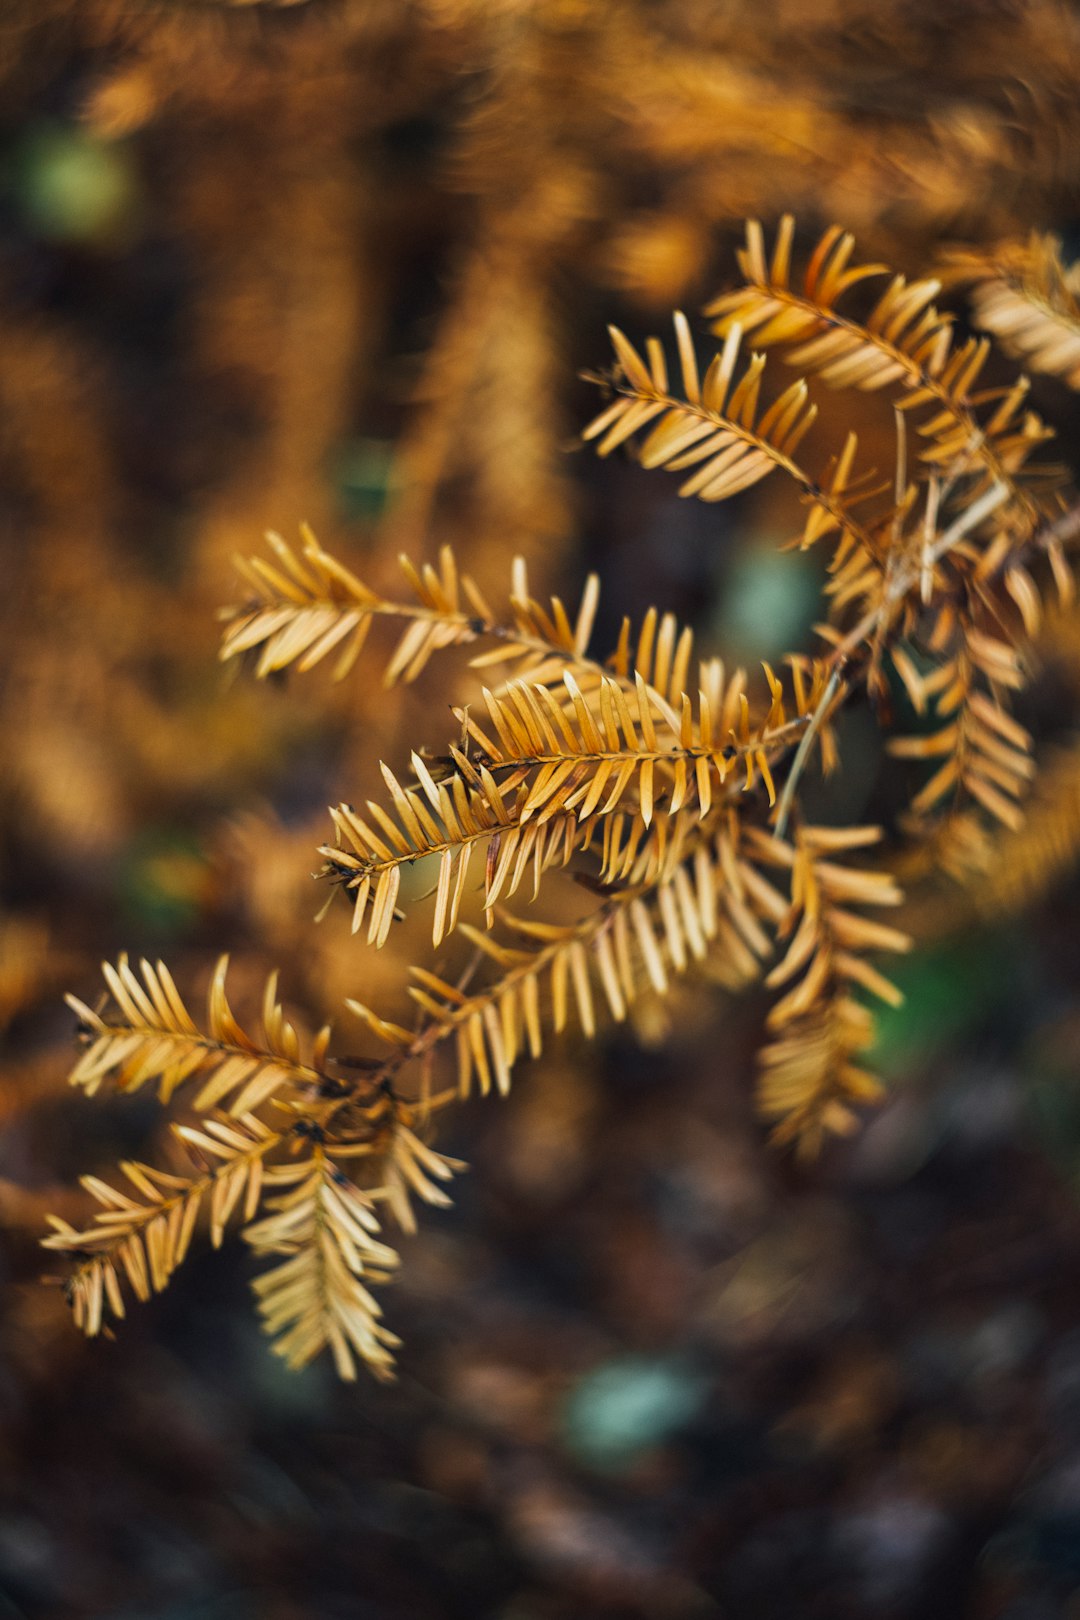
[828,481,1012,667]
[773,666,847,839]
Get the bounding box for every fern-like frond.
[584,314,895,569]
[708,216,940,386]
[321,758,583,948]
[221,525,604,689]
[342,820,787,1106]
[749,826,911,1155]
[359,1121,465,1238]
[707,217,1055,532]
[323,655,828,948]
[66,954,330,1116]
[890,631,1034,844]
[944,234,1080,390]
[471,553,603,687]
[952,736,1080,916]
[585,313,818,497]
[222,530,756,775]
[455,665,809,823]
[220,526,480,683]
[42,1114,279,1336]
[245,1146,401,1381]
[220,531,472,683]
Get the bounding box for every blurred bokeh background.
[6,2,1080,1615]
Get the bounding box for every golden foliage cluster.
[945,232,1080,391]
[45,217,1080,1381]
[10,0,1080,1103]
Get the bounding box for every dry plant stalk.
[44,218,1080,1381]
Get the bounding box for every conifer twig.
[773,666,845,839]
